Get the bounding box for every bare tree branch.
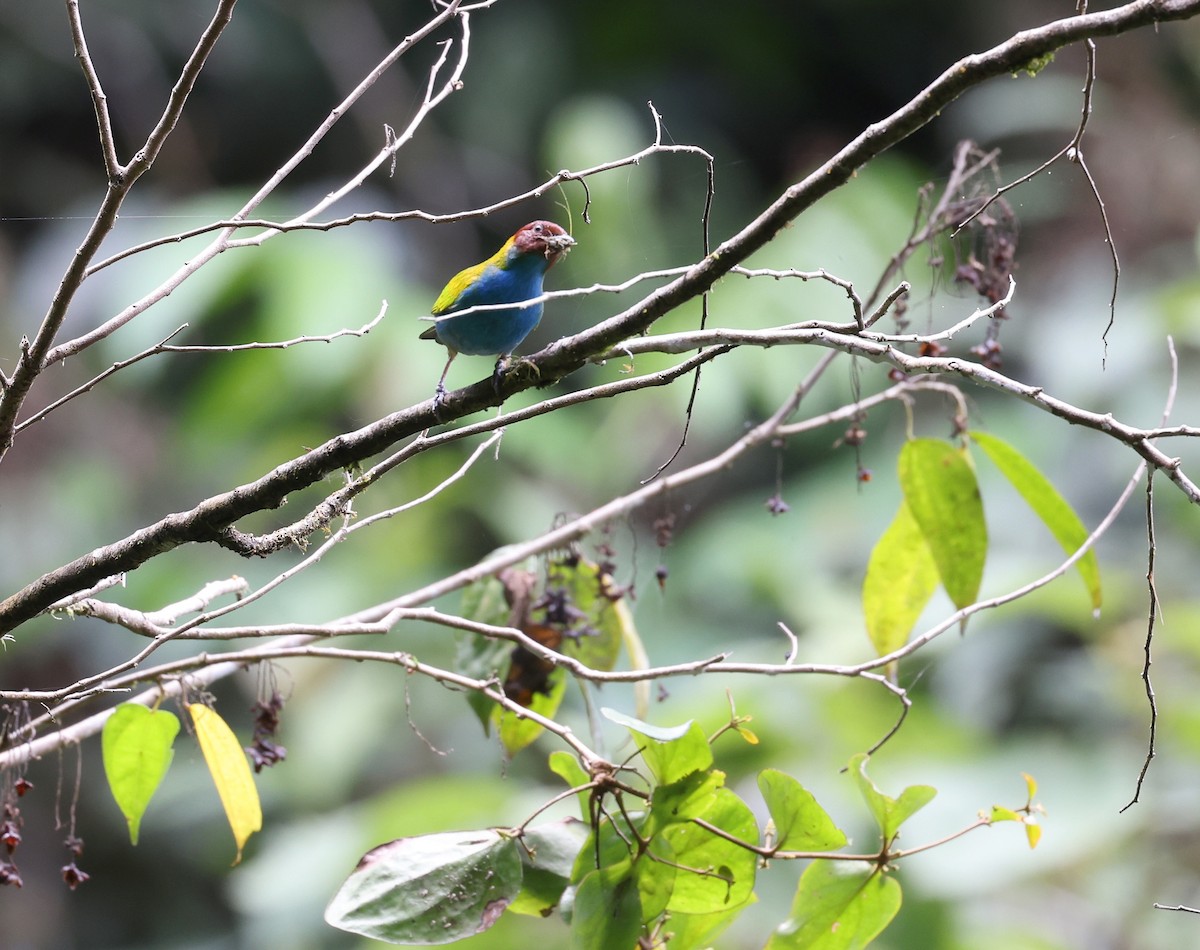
[4,0,1199,793]
[16,304,386,434]
[40,4,470,371]
[0,0,239,462]
[65,0,120,178]
[0,273,1191,637]
[0,434,1140,767]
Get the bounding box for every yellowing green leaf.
[555,556,630,673]
[496,670,567,756]
[188,703,262,864]
[863,502,940,656]
[899,439,987,610]
[615,596,651,720]
[1025,817,1042,849]
[971,431,1101,612]
[102,703,180,845]
[457,554,643,753]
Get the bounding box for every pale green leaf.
[849,753,936,842]
[759,769,848,852]
[971,430,1101,612]
[602,709,712,785]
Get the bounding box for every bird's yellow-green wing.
[430,241,515,315]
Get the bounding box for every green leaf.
[570,813,677,924]
[971,430,1102,612]
[325,830,522,944]
[758,769,848,852]
[638,835,678,921]
[101,703,180,845]
[572,809,643,884]
[862,502,940,655]
[571,863,643,950]
[648,769,725,831]
[548,751,591,819]
[510,818,589,917]
[634,719,714,786]
[659,900,752,950]
[898,438,987,609]
[849,753,936,842]
[548,750,590,788]
[767,861,901,949]
[601,708,713,785]
[659,787,757,914]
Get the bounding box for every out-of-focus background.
[3,2,1200,947]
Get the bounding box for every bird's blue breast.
[433,256,549,357]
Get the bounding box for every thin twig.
[17,305,387,433]
[1120,337,1180,810]
[65,0,119,177]
[0,0,239,463]
[642,101,717,482]
[43,2,470,368]
[0,433,1154,764]
[2,643,613,773]
[1119,470,1159,813]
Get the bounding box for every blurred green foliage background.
[3,1,1200,947]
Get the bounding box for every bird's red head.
[510,220,576,266]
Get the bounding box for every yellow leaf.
[614,597,651,720]
[1021,771,1038,801]
[863,501,939,656]
[1025,816,1042,850]
[735,725,760,745]
[188,704,262,864]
